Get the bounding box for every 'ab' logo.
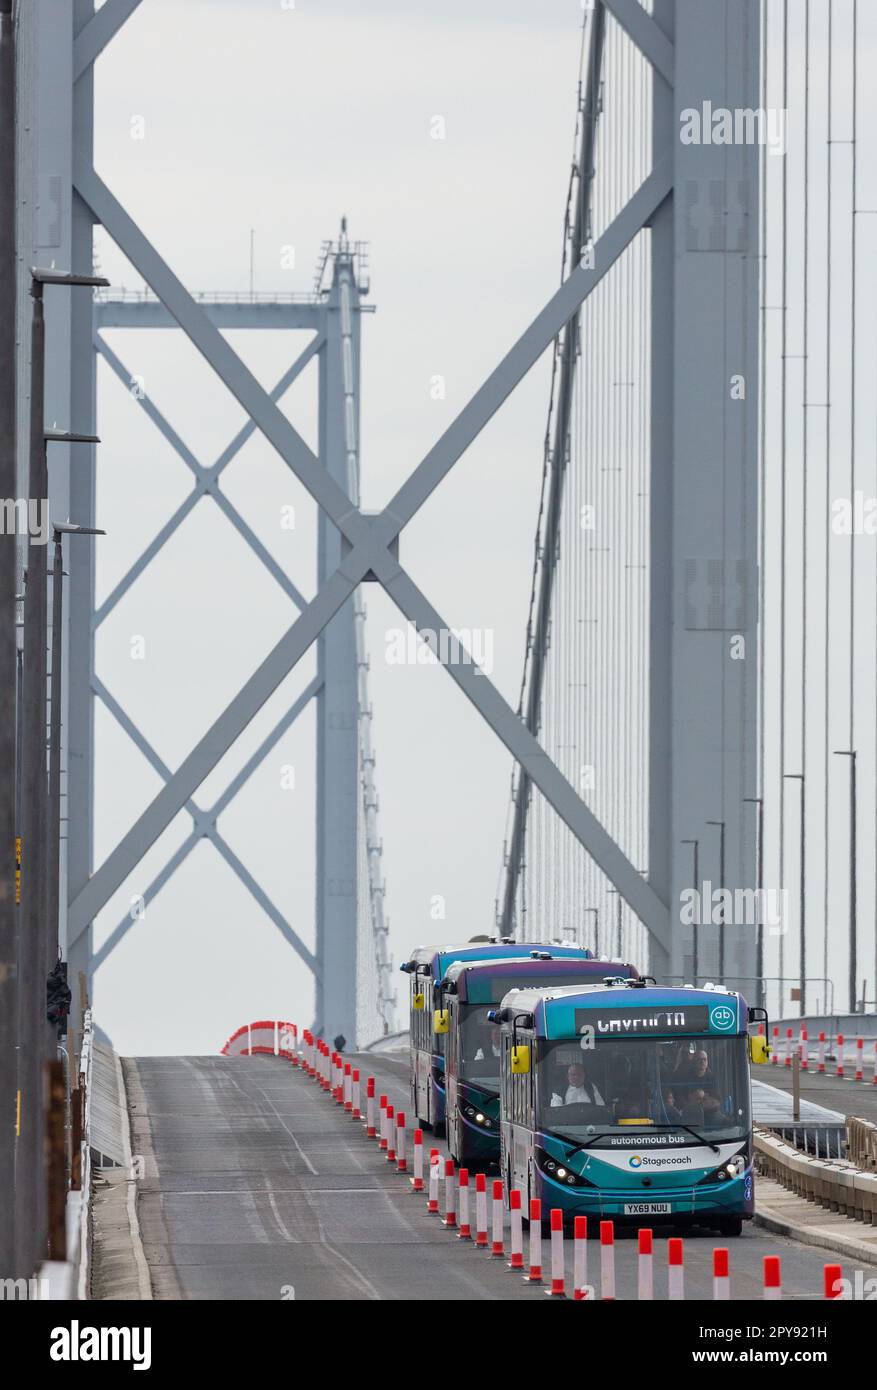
[710,1003,735,1033]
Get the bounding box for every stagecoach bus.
[438,955,639,1170]
[400,941,593,1135]
[496,978,770,1235]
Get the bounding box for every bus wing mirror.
[511,1045,530,1075]
[412,993,425,1011]
[434,1009,450,1035]
[749,1034,770,1065]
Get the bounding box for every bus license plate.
[623,1202,671,1215]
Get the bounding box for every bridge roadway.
[755,1063,877,1123]
[124,1050,877,1301]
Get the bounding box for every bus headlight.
[697,1149,748,1186]
[536,1149,594,1188]
[462,1105,493,1128]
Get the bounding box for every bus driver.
[550,1061,605,1107]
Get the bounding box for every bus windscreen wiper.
[548,1131,596,1155]
[647,1123,720,1154]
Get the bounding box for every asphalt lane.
[127,1050,877,1301]
[756,1062,877,1122]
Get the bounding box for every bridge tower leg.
[649,0,761,991]
[314,242,360,1046]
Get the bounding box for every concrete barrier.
[755,1124,877,1223]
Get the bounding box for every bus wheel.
[719,1215,743,1237]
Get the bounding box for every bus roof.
[497,981,748,1040]
[428,942,592,984]
[443,956,638,1005]
[402,941,594,982]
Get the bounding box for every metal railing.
[755,1122,877,1225]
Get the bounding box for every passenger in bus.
[687,1085,724,1124]
[550,1062,605,1107]
[659,1088,684,1124]
[675,1048,716,1087]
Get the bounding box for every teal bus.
[496,978,770,1235]
[439,955,639,1171]
[400,941,594,1136]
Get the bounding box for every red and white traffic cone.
[458,1169,471,1238]
[872,1042,877,1086]
[443,1159,457,1228]
[508,1191,524,1270]
[379,1095,388,1150]
[396,1113,407,1172]
[855,1038,864,1082]
[771,1026,779,1064]
[490,1180,505,1258]
[548,1209,565,1296]
[600,1220,615,1300]
[427,1150,440,1214]
[800,1027,809,1071]
[668,1238,684,1300]
[817,1032,826,1073]
[784,1028,793,1067]
[638,1227,653,1301]
[526,1199,542,1282]
[713,1247,730,1300]
[573,1216,589,1299]
[366,1077,376,1137]
[352,1069,361,1120]
[764,1255,781,1299]
[836,1034,845,1078]
[475,1174,488,1248]
[343,1062,352,1110]
[411,1130,424,1191]
[385,1104,396,1163]
[824,1264,843,1300]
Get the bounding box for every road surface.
[123,1050,877,1300]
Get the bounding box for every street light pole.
[17,269,108,1277]
[0,0,16,1279]
[833,751,858,1012]
[743,797,764,1009]
[783,774,805,1015]
[583,907,599,956]
[681,838,699,986]
[47,513,103,997]
[706,820,726,983]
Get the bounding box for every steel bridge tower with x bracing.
[48,0,757,1064]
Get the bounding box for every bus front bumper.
[536,1172,754,1224]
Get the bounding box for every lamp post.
[47,515,104,1001]
[706,821,726,983]
[17,268,107,1277]
[583,906,599,956]
[743,797,764,1009]
[833,751,858,1012]
[783,774,805,1015]
[606,889,623,959]
[681,838,699,986]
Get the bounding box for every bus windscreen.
[538,1036,750,1146]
